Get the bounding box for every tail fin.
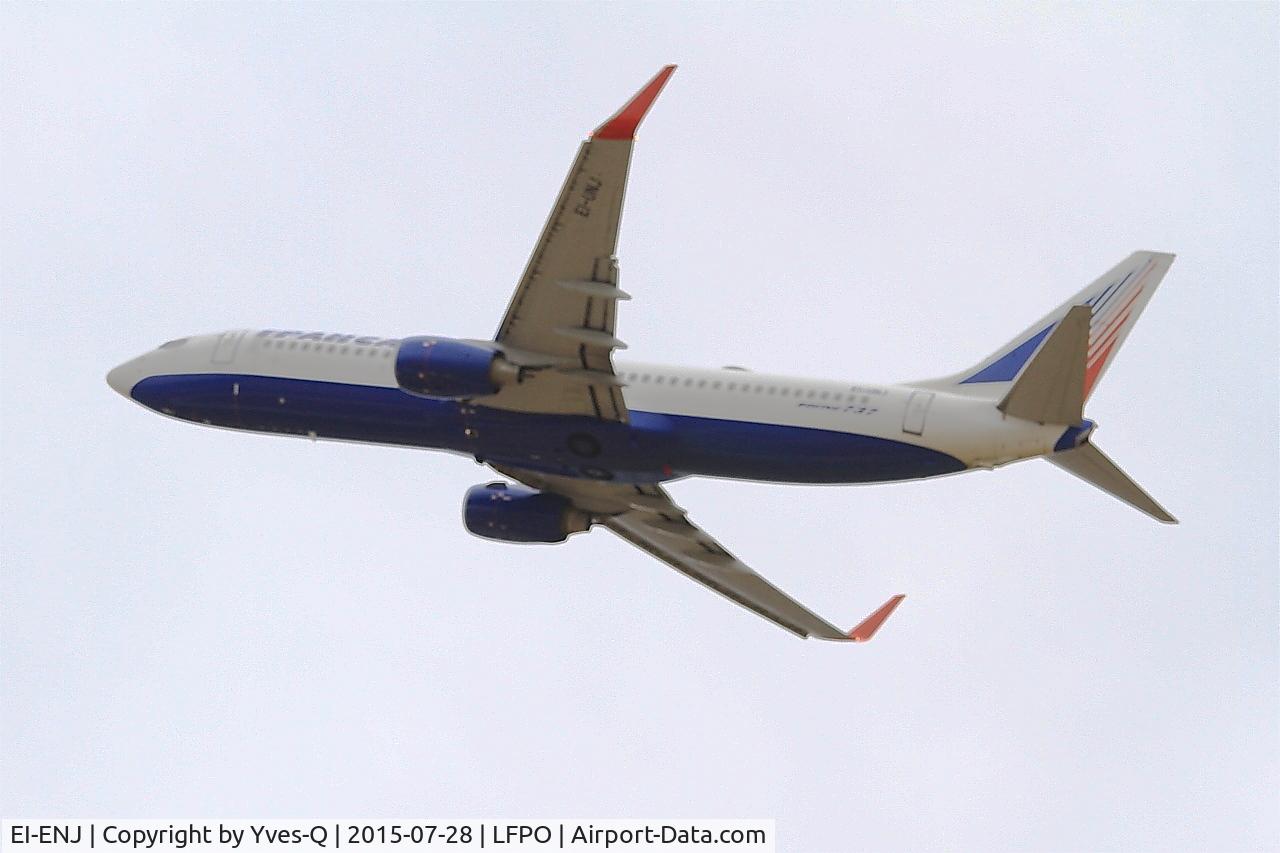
[917,252,1175,400]
[1049,442,1177,523]
[997,304,1090,425]
[912,251,1178,523]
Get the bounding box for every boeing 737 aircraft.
[107,65,1176,642]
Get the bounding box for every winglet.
[848,594,906,642]
[593,65,677,140]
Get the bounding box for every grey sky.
[2,4,1276,851]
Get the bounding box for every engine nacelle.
[463,482,591,544]
[395,336,514,399]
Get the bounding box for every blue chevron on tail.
[915,252,1175,400]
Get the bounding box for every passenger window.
[820,391,829,400]
[684,378,693,387]
[697,380,706,388]
[712,381,721,390]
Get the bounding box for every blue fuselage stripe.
[130,373,967,485]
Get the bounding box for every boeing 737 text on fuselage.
[107,66,1176,641]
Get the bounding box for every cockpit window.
[159,338,189,349]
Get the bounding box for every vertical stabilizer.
[915,252,1175,401]
[997,305,1089,424]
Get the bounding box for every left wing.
[485,65,676,422]
[491,465,906,642]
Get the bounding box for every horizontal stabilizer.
[1049,442,1177,523]
[998,304,1089,425]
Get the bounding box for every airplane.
[106,65,1177,642]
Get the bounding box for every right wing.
[491,466,906,642]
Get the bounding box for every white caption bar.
[2,821,774,853]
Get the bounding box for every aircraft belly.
[127,373,965,485]
[476,407,966,484]
[648,411,966,483]
[130,374,464,450]
[468,408,965,485]
[463,408,672,482]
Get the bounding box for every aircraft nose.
[106,359,142,397]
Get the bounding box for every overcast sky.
[2,4,1276,851]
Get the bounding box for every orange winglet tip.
[593,65,677,140]
[848,594,906,642]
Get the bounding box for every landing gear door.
[212,330,246,365]
[902,390,934,436]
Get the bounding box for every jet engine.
[395,336,517,399]
[463,482,591,543]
